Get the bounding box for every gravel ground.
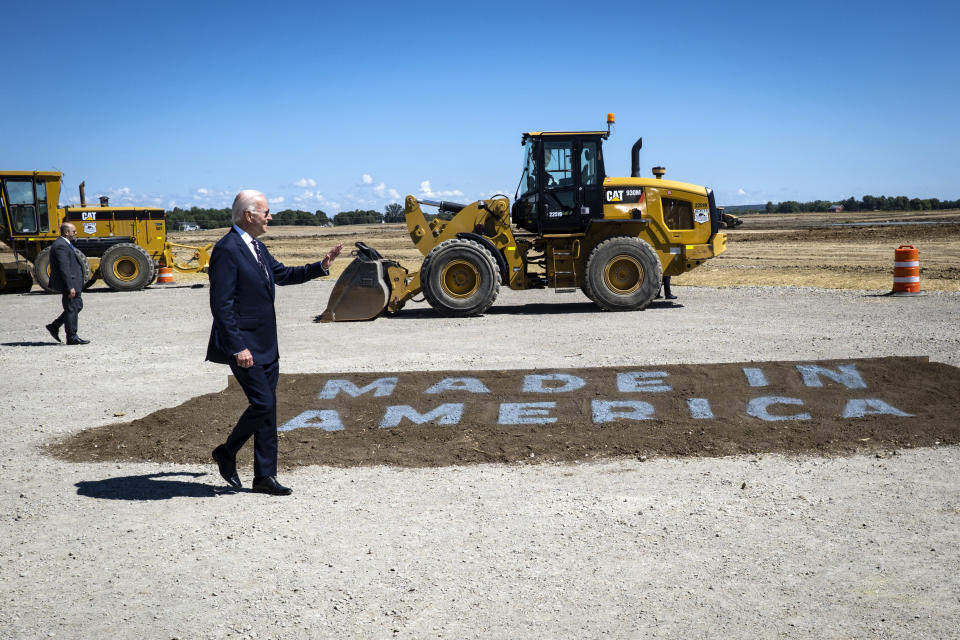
[2,282,959,639]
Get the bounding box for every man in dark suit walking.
[45,222,90,345]
[207,189,342,496]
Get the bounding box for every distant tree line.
[761,195,960,214]
[333,209,382,225]
[165,201,471,229]
[333,203,420,225]
[167,206,333,229]
[166,203,422,229]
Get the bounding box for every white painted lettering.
[743,367,768,387]
[592,400,655,424]
[617,371,672,393]
[842,399,913,418]
[522,373,585,393]
[379,403,463,429]
[499,402,557,425]
[687,398,714,419]
[424,377,490,394]
[318,377,397,399]
[278,410,344,432]
[747,396,811,421]
[797,364,867,389]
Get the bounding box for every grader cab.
[321,114,728,320]
[0,171,211,293]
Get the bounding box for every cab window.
[36,180,49,232]
[544,141,573,187]
[662,197,694,230]
[4,179,39,234]
[580,142,598,186]
[520,144,538,196]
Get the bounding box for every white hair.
[232,189,265,224]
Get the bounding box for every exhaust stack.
[630,138,643,177]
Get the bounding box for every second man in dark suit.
[207,189,342,495]
[45,222,90,345]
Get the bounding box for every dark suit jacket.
[48,237,84,292]
[205,227,328,365]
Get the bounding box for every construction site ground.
[2,210,959,638]
[155,208,960,292]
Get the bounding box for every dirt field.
[51,356,960,469]
[158,209,960,293]
[2,210,960,638]
[6,209,959,293]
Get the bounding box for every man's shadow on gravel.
[76,471,232,500]
[1,341,60,347]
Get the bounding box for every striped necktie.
[252,239,270,281]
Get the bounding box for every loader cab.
[513,132,607,234]
[0,173,54,236]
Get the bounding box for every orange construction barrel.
[891,245,922,296]
[157,266,174,285]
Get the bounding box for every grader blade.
[319,243,391,322]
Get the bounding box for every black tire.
[147,261,160,286]
[100,243,156,291]
[82,270,99,291]
[420,238,501,316]
[1,268,33,294]
[33,246,93,294]
[583,236,661,311]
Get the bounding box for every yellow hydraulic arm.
[162,241,213,272]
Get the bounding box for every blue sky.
[4,0,958,212]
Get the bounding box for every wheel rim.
[112,257,140,282]
[440,260,480,298]
[603,254,643,294]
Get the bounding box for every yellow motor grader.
[321,115,727,321]
[0,171,211,293]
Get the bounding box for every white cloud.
[149,187,239,210]
[737,188,746,196]
[418,180,464,199]
[293,190,319,202]
[294,178,317,188]
[269,196,285,205]
[350,173,404,205]
[86,186,143,206]
[292,190,340,211]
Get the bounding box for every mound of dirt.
[48,356,960,469]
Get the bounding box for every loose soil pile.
[50,356,960,469]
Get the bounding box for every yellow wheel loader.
[320,114,727,321]
[0,171,211,293]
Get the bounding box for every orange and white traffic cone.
[890,245,924,296]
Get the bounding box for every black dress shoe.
[252,476,292,496]
[212,445,242,489]
[66,337,90,345]
[46,323,62,343]
[665,293,677,300]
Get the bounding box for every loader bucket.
[318,243,392,322]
